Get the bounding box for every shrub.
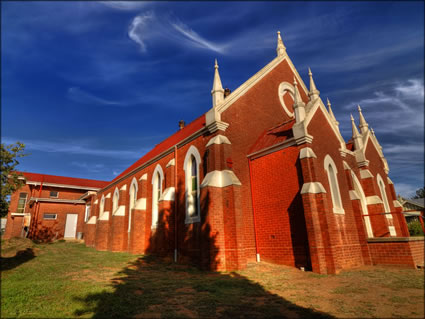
[408,220,424,236]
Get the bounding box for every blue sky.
[2,1,424,197]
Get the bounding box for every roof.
[111,114,206,183]
[402,197,425,209]
[18,171,108,189]
[249,119,295,155]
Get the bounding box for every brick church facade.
[5,32,423,274]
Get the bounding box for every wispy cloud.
[3,137,143,159]
[71,161,106,173]
[127,11,225,54]
[67,87,122,106]
[100,1,148,11]
[394,183,418,198]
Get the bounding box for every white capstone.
[206,135,231,147]
[360,169,373,179]
[366,196,383,205]
[299,147,317,159]
[135,198,146,210]
[300,182,326,194]
[120,184,127,191]
[139,173,147,181]
[349,190,360,200]
[114,205,126,216]
[200,170,241,188]
[94,199,98,204]
[105,193,111,199]
[99,211,110,221]
[87,216,97,224]
[159,187,175,201]
[166,159,175,168]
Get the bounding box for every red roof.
[18,172,109,189]
[249,120,295,155]
[111,114,206,183]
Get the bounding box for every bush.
[408,220,424,236]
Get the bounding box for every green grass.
[1,239,424,318]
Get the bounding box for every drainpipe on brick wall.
[248,158,260,262]
[30,177,44,237]
[174,145,178,263]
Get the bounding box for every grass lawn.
[1,238,424,318]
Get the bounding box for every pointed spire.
[351,114,363,150]
[276,31,286,57]
[327,98,339,126]
[211,59,224,107]
[371,127,375,136]
[357,105,369,134]
[293,77,306,123]
[308,67,320,101]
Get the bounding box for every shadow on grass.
[73,255,334,318]
[1,248,35,271]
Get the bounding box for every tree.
[412,187,425,199]
[1,142,27,217]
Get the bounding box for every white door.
[64,214,78,238]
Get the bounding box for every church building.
[6,32,423,274]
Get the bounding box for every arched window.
[99,195,105,218]
[351,171,373,237]
[112,187,119,215]
[184,146,201,223]
[128,178,138,232]
[324,155,344,214]
[377,174,392,219]
[151,164,164,228]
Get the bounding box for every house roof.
[111,114,206,184]
[403,197,425,209]
[18,171,108,189]
[249,119,295,155]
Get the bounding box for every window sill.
[333,207,345,215]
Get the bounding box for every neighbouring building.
[5,32,424,273]
[397,196,424,224]
[4,172,107,241]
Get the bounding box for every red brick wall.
[250,146,310,268]
[84,223,96,247]
[368,238,424,268]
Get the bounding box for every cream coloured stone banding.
[300,182,326,194]
[159,187,175,201]
[366,196,383,205]
[201,170,241,188]
[299,147,317,159]
[135,198,146,210]
[206,135,231,147]
[360,169,373,179]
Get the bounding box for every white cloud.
[71,161,106,173]
[67,87,122,106]
[3,137,142,159]
[128,11,155,52]
[394,79,424,100]
[99,1,148,11]
[170,19,224,53]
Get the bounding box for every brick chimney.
[179,120,185,130]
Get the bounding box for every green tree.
[412,187,425,199]
[1,142,27,217]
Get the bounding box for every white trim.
[139,173,147,181]
[366,196,383,205]
[388,226,396,236]
[151,164,164,228]
[377,173,392,219]
[278,81,295,117]
[393,200,402,208]
[11,213,25,217]
[300,182,326,194]
[99,195,105,219]
[105,193,111,199]
[120,184,127,191]
[94,199,98,204]
[299,147,317,159]
[87,216,97,224]
[28,197,85,204]
[159,187,175,201]
[200,170,241,188]
[387,177,393,184]
[184,146,202,223]
[324,155,345,214]
[342,161,351,170]
[166,158,175,168]
[128,177,138,232]
[206,135,231,147]
[351,171,373,237]
[135,198,146,210]
[360,169,373,179]
[25,181,102,191]
[112,187,120,215]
